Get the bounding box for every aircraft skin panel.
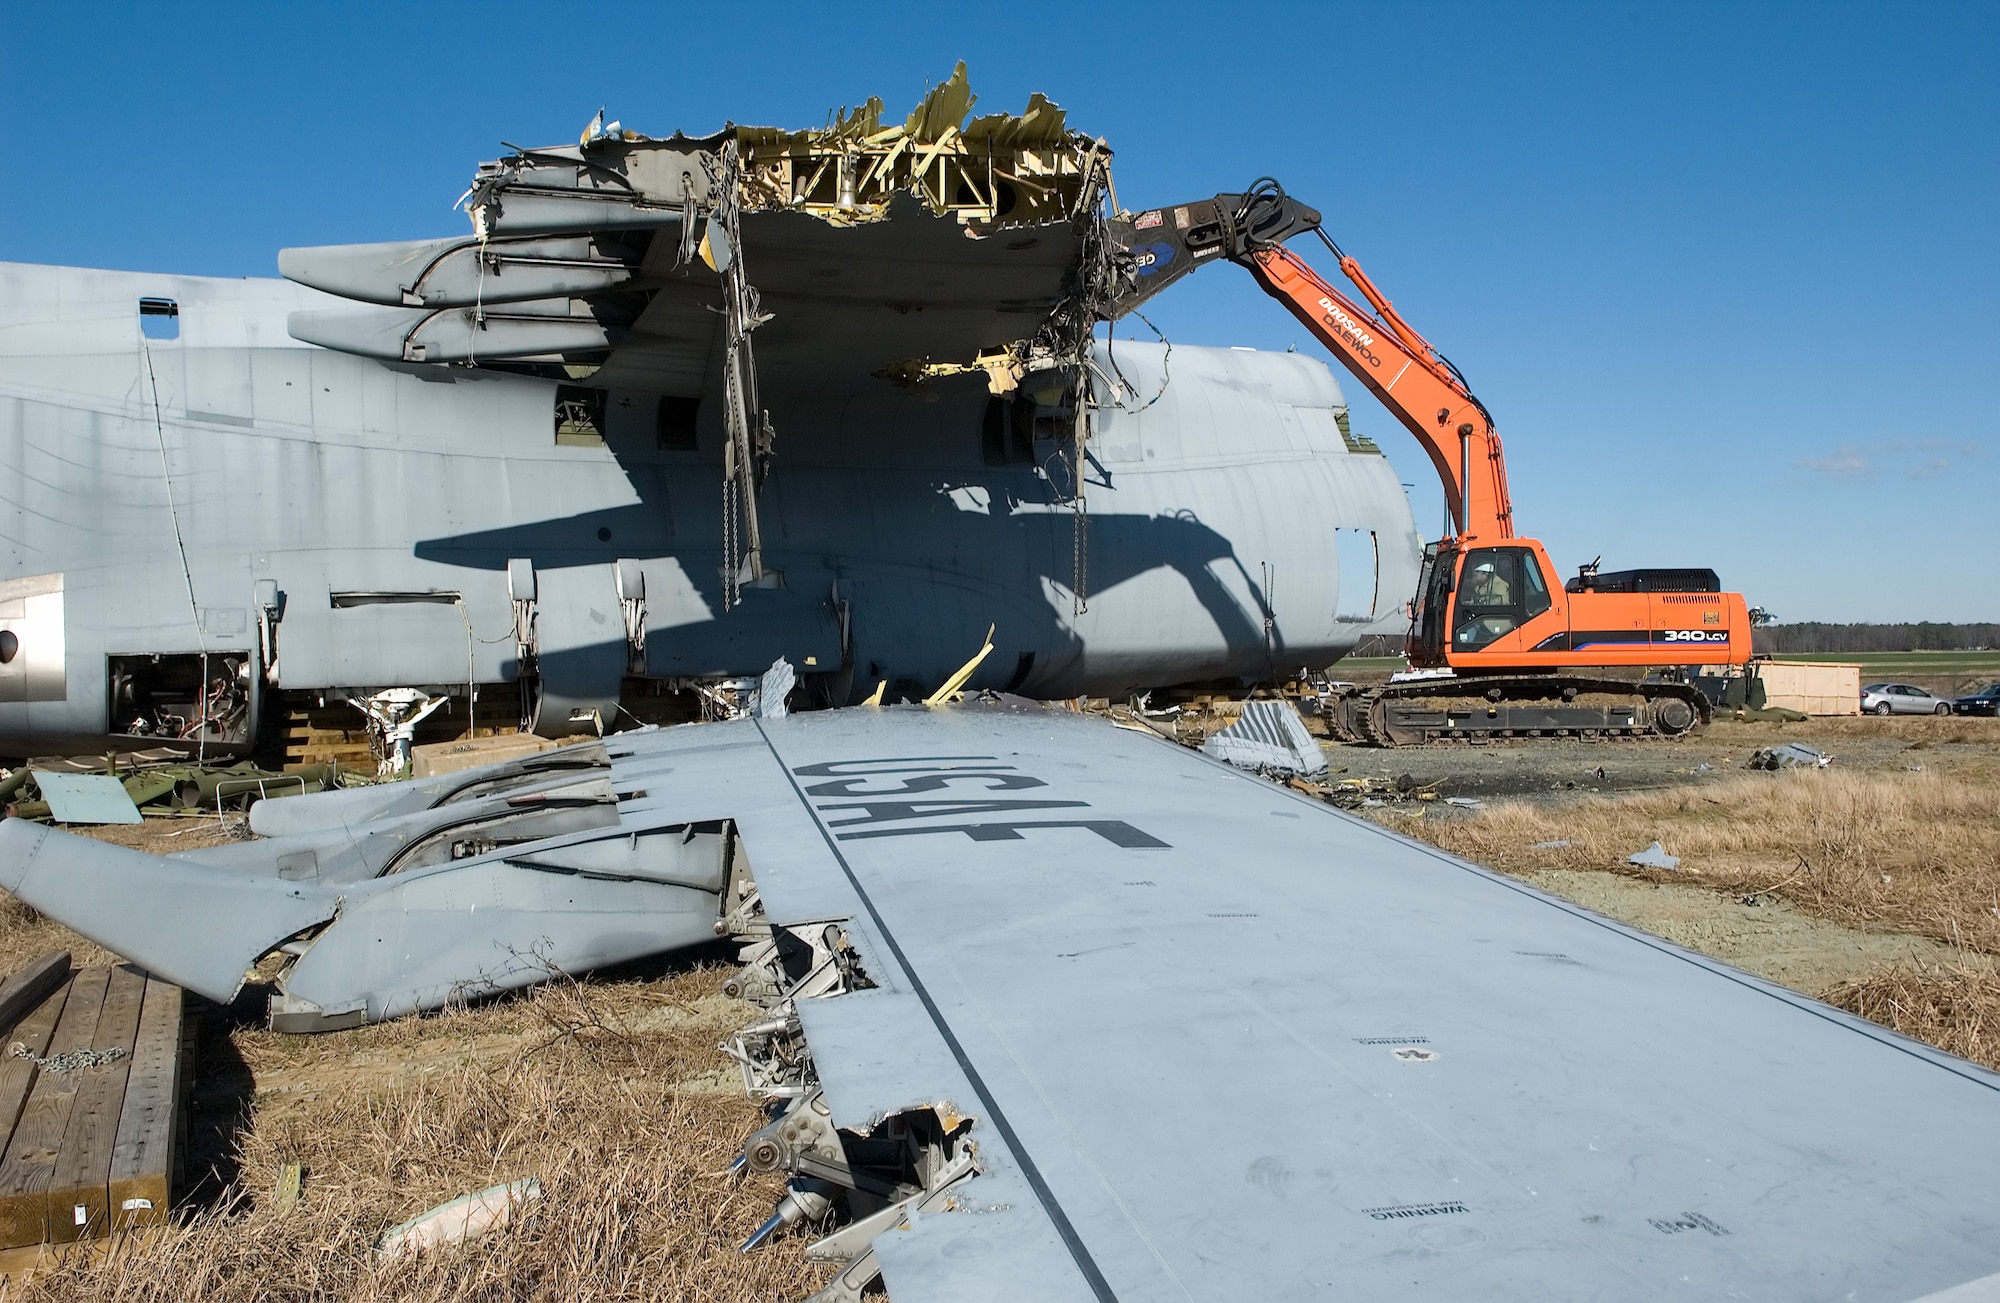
[736,707,2000,1300]
[0,259,1421,752]
[1,704,1998,1294]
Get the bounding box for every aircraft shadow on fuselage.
[413,457,1277,695]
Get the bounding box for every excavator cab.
[1410,541,1561,667]
[1452,545,1555,650]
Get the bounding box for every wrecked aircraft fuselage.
[0,68,1419,759]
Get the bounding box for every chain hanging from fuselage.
[712,139,771,611]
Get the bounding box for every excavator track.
[1324,676,1709,747]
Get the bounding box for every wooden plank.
[0,968,107,1249]
[0,953,69,1037]
[45,967,145,1243]
[172,1001,197,1196]
[0,984,71,1154]
[108,978,183,1233]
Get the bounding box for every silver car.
[1861,682,1952,715]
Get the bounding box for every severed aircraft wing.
[3,703,1999,1298]
[727,705,2000,1300]
[275,72,1110,404]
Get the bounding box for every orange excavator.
[1110,181,1750,744]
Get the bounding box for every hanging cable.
[1126,311,1173,414]
[142,341,209,761]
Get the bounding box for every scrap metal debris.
[1628,842,1682,870]
[1746,744,1831,770]
[753,657,796,720]
[1,758,338,821]
[1202,700,1329,777]
[1289,771,1448,811]
[28,771,140,825]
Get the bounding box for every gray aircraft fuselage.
[0,259,1419,757]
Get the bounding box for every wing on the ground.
[2,703,1998,1300]
[736,705,2000,1301]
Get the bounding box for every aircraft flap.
[0,818,337,1003]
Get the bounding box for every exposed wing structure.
[3,705,1998,1297]
[277,65,1110,394]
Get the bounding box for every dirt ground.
[0,813,831,1300]
[0,711,1992,1296]
[1325,713,1997,803]
[1333,714,2000,1068]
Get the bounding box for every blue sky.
[4,1,1993,622]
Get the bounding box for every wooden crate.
[1759,661,1864,716]
[0,954,186,1249]
[282,683,523,771]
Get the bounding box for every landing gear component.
[347,688,449,775]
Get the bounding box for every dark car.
[1953,684,2000,717]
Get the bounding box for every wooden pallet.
[281,683,524,771]
[0,955,185,1249]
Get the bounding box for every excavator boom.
[1244,241,1514,541]
[1109,181,1512,540]
[1107,181,1752,742]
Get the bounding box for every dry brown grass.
[1750,715,2000,747]
[1823,964,2000,1072]
[1392,764,2000,1070]
[1398,769,2000,953]
[14,972,834,1302]
[0,894,123,976]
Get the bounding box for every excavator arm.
[1107,181,1514,541]
[1105,182,1752,743]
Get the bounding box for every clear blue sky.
[4,1,1993,623]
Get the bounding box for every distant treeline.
[1349,626,1997,658]
[1752,623,2000,654]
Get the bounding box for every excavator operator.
[1466,560,1512,606]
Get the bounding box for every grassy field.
[1330,656,1407,678]
[1388,718,2000,1070]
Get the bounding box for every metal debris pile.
[1288,773,1450,811]
[0,756,338,823]
[1746,743,1832,770]
[726,63,1108,230]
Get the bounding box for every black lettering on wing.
[817,798,1089,827]
[837,820,1171,849]
[791,756,1007,778]
[803,772,1048,798]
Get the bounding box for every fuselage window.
[555,386,607,446]
[139,297,180,341]
[980,393,1035,466]
[656,395,699,450]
